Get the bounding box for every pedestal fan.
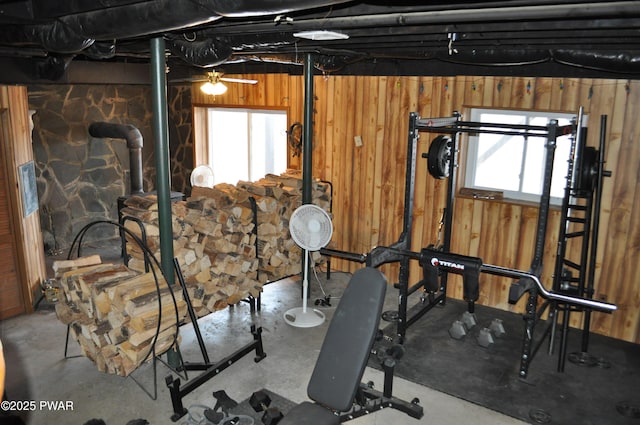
[284,204,333,328]
[190,165,214,188]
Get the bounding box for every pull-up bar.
[415,114,575,139]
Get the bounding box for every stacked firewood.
[238,171,331,282]
[54,255,187,376]
[120,170,331,317]
[52,171,331,375]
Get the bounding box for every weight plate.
[529,408,552,424]
[576,146,598,193]
[427,135,451,179]
[596,357,612,369]
[382,310,399,322]
[616,401,640,418]
[568,351,598,367]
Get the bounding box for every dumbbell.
[477,327,495,348]
[489,318,506,337]
[448,320,467,339]
[462,311,478,329]
[477,319,506,348]
[249,391,284,425]
[448,311,478,340]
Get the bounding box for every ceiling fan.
[171,70,258,95]
[198,71,258,95]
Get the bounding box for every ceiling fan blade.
[220,77,258,84]
[168,75,208,83]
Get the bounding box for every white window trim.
[463,108,579,206]
[193,106,288,185]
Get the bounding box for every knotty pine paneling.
[0,85,47,315]
[191,75,640,344]
[0,127,23,319]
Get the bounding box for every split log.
[124,195,158,211]
[120,170,331,315]
[52,255,102,277]
[55,257,187,377]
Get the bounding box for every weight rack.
[379,110,580,377]
[321,109,589,377]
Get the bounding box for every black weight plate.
[568,351,598,367]
[529,408,552,424]
[577,146,597,193]
[381,310,399,322]
[616,401,640,418]
[596,357,612,369]
[427,135,451,179]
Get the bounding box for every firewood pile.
[54,255,186,376]
[121,170,331,318]
[53,170,331,376]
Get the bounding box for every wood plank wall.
[0,85,47,312]
[191,75,640,344]
[0,108,24,318]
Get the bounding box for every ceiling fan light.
[201,81,228,95]
[293,30,349,41]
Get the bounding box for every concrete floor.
[1,253,528,425]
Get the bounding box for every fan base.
[283,307,326,328]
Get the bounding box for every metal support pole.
[442,113,461,255]
[298,53,315,298]
[150,37,175,285]
[582,115,610,352]
[302,53,314,205]
[531,119,558,275]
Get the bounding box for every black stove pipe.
[88,122,144,195]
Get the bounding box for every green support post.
[302,53,314,205]
[150,37,175,285]
[150,37,179,367]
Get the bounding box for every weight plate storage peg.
[427,135,452,179]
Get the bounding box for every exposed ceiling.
[0,0,639,84]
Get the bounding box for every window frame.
[460,107,579,206]
[193,104,290,185]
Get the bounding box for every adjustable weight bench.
[280,267,423,424]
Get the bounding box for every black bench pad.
[279,401,340,425]
[307,267,387,411]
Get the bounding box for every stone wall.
[167,85,194,193]
[28,84,193,253]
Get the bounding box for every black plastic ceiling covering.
[0,0,353,75]
[0,0,639,79]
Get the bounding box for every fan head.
[190,165,215,188]
[204,71,258,85]
[201,72,228,95]
[206,71,227,85]
[289,204,333,251]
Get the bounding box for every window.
[194,107,288,185]
[463,108,580,205]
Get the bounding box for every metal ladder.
[550,114,611,371]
